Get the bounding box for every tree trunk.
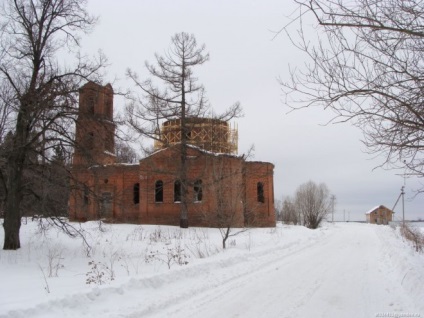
[3,215,21,250]
[3,102,27,250]
[3,159,24,250]
[179,71,189,229]
[180,217,189,228]
[222,227,230,249]
[180,143,189,229]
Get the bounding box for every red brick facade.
[69,82,275,227]
[73,82,116,166]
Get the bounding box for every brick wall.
[70,145,276,228]
[69,164,140,222]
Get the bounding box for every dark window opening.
[133,183,140,204]
[83,185,89,205]
[87,132,94,150]
[194,179,203,202]
[257,182,265,203]
[87,97,95,114]
[155,180,163,203]
[174,180,182,202]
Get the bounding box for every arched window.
[87,132,94,149]
[155,180,163,203]
[174,180,182,202]
[105,101,112,119]
[83,185,90,205]
[87,97,95,114]
[194,179,203,202]
[133,183,140,204]
[257,182,265,203]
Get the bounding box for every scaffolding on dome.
[154,117,238,155]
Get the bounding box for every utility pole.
[394,160,407,226]
[330,195,336,223]
[392,185,405,226]
[401,186,405,226]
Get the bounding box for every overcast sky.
[79,0,423,221]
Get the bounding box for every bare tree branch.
[126,32,243,228]
[0,0,106,250]
[281,0,424,182]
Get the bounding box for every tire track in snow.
[145,224,422,318]
[6,224,421,318]
[2,226,331,318]
[138,226,338,318]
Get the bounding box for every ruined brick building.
[69,82,275,227]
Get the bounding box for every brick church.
[69,82,275,227]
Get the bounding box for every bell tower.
[73,82,116,166]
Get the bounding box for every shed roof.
[365,205,394,215]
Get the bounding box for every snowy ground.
[0,220,423,318]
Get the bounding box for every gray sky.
[79,0,423,221]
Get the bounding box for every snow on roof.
[186,143,241,158]
[365,205,393,214]
[88,162,139,170]
[141,143,243,160]
[146,143,271,164]
[366,206,381,215]
[104,150,116,157]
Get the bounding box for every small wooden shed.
[365,205,394,225]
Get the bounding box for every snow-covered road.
[2,222,423,318]
[144,223,421,318]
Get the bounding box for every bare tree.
[274,198,283,222]
[294,181,331,229]
[0,0,106,249]
[115,139,138,163]
[126,32,242,228]
[281,0,424,183]
[281,196,298,225]
[19,144,70,218]
[205,156,247,249]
